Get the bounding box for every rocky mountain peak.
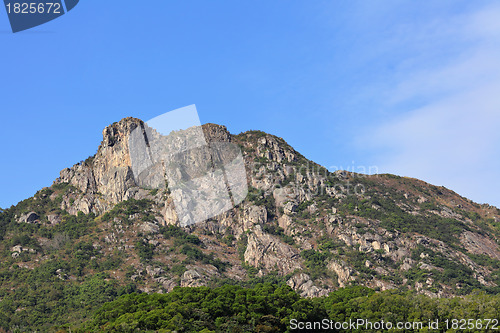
[55,119,236,216]
[201,123,232,143]
[5,117,500,300]
[101,117,144,148]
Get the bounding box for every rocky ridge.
[4,117,500,298]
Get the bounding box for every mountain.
[1,117,499,330]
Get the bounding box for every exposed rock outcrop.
[287,273,329,297]
[17,211,39,223]
[244,225,302,275]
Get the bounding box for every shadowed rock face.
[17,211,39,223]
[20,117,500,297]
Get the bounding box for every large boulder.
[18,211,39,223]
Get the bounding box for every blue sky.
[1,1,499,208]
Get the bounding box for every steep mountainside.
[1,117,499,329]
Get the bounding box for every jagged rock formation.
[244,225,302,275]
[3,117,500,299]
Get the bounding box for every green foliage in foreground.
[83,283,325,332]
[0,267,134,332]
[82,284,500,333]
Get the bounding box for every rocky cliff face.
[56,118,238,220]
[4,117,500,298]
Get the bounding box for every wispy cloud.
[366,3,500,207]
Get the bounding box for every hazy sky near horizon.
[1,1,499,208]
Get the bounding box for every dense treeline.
[82,284,500,333]
[84,283,323,332]
[0,266,134,331]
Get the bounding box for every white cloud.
[366,3,500,207]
